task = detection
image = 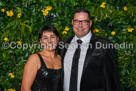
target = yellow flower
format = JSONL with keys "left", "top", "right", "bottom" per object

{"left": 11, "top": 75, "right": 15, "bottom": 78}
{"left": 9, "top": 73, "right": 12, "bottom": 76}
{"left": 4, "top": 37, "right": 9, "bottom": 42}
{"left": 111, "top": 31, "right": 116, "bottom": 36}
{"left": 41, "top": 6, "right": 52, "bottom": 16}
{"left": 8, "top": 88, "right": 16, "bottom": 91}
{"left": 65, "top": 26, "right": 69, "bottom": 31}
{"left": 9, "top": 73, "right": 15, "bottom": 78}
{"left": 62, "top": 31, "right": 67, "bottom": 35}
{"left": 100, "top": 2, "right": 106, "bottom": 8}
{"left": 102, "top": 2, "right": 106, "bottom": 4}
{"left": 128, "top": 28, "right": 134, "bottom": 32}
{"left": 95, "top": 29, "right": 99, "bottom": 32}
{"left": 93, "top": 29, "right": 99, "bottom": 33}
{"left": 124, "top": 6, "right": 127, "bottom": 11}
{"left": 1, "top": 9, "right": 5, "bottom": 12}
{"left": 17, "top": 13, "right": 22, "bottom": 18}
{"left": 42, "top": 10, "right": 49, "bottom": 16}
{"left": 17, "top": 41, "right": 22, "bottom": 44}
{"left": 41, "top": 10, "right": 44, "bottom": 12}
{"left": 6, "top": 10, "right": 14, "bottom": 17}
{"left": 46, "top": 6, "right": 52, "bottom": 11}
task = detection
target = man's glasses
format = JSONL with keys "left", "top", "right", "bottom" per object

{"left": 73, "top": 20, "right": 90, "bottom": 25}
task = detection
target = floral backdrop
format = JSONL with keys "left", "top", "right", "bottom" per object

{"left": 0, "top": 0, "right": 136, "bottom": 91}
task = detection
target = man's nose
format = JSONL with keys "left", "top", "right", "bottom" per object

{"left": 78, "top": 21, "right": 83, "bottom": 27}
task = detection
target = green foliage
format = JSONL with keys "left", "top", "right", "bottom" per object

{"left": 0, "top": 0, "right": 136, "bottom": 91}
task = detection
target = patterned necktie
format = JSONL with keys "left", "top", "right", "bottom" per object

{"left": 69, "top": 39, "right": 83, "bottom": 91}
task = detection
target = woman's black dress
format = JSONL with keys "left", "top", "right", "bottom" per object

{"left": 31, "top": 53, "right": 62, "bottom": 91}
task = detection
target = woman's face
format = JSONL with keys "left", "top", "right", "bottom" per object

{"left": 40, "top": 31, "right": 59, "bottom": 51}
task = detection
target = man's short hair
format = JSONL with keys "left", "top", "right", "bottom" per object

{"left": 73, "top": 8, "right": 91, "bottom": 19}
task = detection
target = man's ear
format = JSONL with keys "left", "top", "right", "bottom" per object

{"left": 89, "top": 20, "right": 92, "bottom": 27}
{"left": 72, "top": 19, "right": 73, "bottom": 25}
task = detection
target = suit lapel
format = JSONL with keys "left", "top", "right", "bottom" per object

{"left": 82, "top": 33, "right": 97, "bottom": 75}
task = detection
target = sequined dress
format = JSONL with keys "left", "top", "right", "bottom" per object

{"left": 31, "top": 53, "right": 62, "bottom": 91}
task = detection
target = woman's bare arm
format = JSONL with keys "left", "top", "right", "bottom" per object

{"left": 21, "top": 54, "right": 39, "bottom": 91}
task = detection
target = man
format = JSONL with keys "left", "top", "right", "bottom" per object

{"left": 59, "top": 8, "right": 121, "bottom": 91}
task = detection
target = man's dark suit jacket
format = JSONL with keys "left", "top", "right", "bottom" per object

{"left": 59, "top": 32, "right": 121, "bottom": 91}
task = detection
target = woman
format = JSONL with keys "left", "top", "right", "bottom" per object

{"left": 21, "top": 25, "right": 62, "bottom": 91}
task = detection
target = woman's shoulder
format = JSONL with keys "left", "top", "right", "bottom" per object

{"left": 29, "top": 53, "right": 39, "bottom": 60}
{"left": 23, "top": 53, "right": 40, "bottom": 70}
{"left": 26, "top": 53, "right": 40, "bottom": 65}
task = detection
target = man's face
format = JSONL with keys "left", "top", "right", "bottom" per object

{"left": 72, "top": 12, "right": 92, "bottom": 38}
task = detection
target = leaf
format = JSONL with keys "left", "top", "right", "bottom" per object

{"left": 16, "top": 7, "right": 22, "bottom": 13}
{"left": 23, "top": 20, "right": 30, "bottom": 24}
{"left": 0, "top": 2, "right": 5, "bottom": 6}
{"left": 4, "top": 21, "right": 15, "bottom": 30}
{"left": 1, "top": 30, "right": 10, "bottom": 41}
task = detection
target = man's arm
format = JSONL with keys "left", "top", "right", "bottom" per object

{"left": 104, "top": 48, "right": 121, "bottom": 91}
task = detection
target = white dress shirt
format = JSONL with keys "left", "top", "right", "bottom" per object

{"left": 63, "top": 31, "right": 92, "bottom": 91}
